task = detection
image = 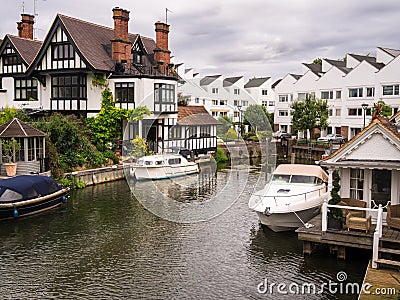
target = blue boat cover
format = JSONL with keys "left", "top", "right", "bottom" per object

{"left": 0, "top": 175, "right": 62, "bottom": 202}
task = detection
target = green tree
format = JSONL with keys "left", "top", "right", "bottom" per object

{"left": 372, "top": 100, "right": 392, "bottom": 118}
{"left": 217, "top": 115, "right": 232, "bottom": 137}
{"left": 291, "top": 95, "right": 329, "bottom": 135}
{"left": 86, "top": 88, "right": 131, "bottom": 151}
{"left": 130, "top": 106, "right": 151, "bottom": 122}
{"left": 313, "top": 58, "right": 322, "bottom": 65}
{"left": 243, "top": 104, "right": 269, "bottom": 132}
{"left": 261, "top": 105, "right": 274, "bottom": 129}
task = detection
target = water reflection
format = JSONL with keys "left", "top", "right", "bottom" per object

{"left": 0, "top": 166, "right": 368, "bottom": 299}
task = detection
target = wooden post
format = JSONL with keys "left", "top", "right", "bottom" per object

{"left": 303, "top": 241, "right": 313, "bottom": 255}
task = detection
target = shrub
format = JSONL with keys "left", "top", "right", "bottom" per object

{"left": 214, "top": 148, "right": 229, "bottom": 163}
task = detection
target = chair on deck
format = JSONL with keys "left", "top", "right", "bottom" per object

{"left": 387, "top": 204, "right": 400, "bottom": 230}
{"left": 339, "top": 198, "right": 371, "bottom": 233}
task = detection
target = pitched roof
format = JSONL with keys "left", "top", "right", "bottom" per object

{"left": 223, "top": 76, "right": 242, "bottom": 87}
{"left": 320, "top": 117, "right": 400, "bottom": 164}
{"left": 244, "top": 77, "right": 270, "bottom": 88}
{"left": 28, "top": 14, "right": 157, "bottom": 73}
{"left": 271, "top": 78, "right": 282, "bottom": 89}
{"left": 200, "top": 75, "right": 221, "bottom": 86}
{"left": 7, "top": 35, "right": 42, "bottom": 65}
{"left": 290, "top": 74, "right": 302, "bottom": 80}
{"left": 303, "top": 63, "right": 323, "bottom": 76}
{"left": 0, "top": 118, "right": 46, "bottom": 137}
{"left": 178, "top": 106, "right": 221, "bottom": 125}
{"left": 378, "top": 47, "right": 400, "bottom": 58}
{"left": 324, "top": 58, "right": 352, "bottom": 74}
{"left": 349, "top": 53, "right": 377, "bottom": 64}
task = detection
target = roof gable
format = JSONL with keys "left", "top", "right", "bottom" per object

{"left": 28, "top": 14, "right": 156, "bottom": 73}
{"left": 321, "top": 119, "right": 400, "bottom": 168}
{"left": 5, "top": 35, "right": 42, "bottom": 66}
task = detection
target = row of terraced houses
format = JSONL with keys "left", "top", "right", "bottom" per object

{"left": 178, "top": 49, "right": 400, "bottom": 141}
{"left": 0, "top": 7, "right": 219, "bottom": 156}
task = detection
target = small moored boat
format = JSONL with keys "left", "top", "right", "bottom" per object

{"left": 0, "top": 175, "right": 69, "bottom": 220}
{"left": 248, "top": 164, "right": 329, "bottom": 232}
{"left": 130, "top": 153, "right": 199, "bottom": 180}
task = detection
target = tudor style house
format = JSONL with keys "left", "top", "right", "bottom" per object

{"left": 0, "top": 7, "right": 218, "bottom": 155}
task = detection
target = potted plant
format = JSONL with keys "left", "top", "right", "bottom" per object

{"left": 327, "top": 170, "right": 344, "bottom": 230}
{"left": 2, "top": 138, "right": 21, "bottom": 177}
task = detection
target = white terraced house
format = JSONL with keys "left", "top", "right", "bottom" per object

{"left": 177, "top": 69, "right": 275, "bottom": 123}
{"left": 273, "top": 47, "right": 400, "bottom": 140}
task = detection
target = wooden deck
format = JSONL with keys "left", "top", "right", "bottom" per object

{"left": 296, "top": 214, "right": 400, "bottom": 259}
{"left": 359, "top": 261, "right": 400, "bottom": 299}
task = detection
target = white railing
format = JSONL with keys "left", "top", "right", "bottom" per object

{"left": 249, "top": 186, "right": 327, "bottom": 210}
{"left": 321, "top": 202, "right": 384, "bottom": 269}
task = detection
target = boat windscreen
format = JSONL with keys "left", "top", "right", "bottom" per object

{"left": 0, "top": 189, "right": 23, "bottom": 202}
{"left": 271, "top": 174, "right": 291, "bottom": 183}
{"left": 291, "top": 175, "right": 322, "bottom": 184}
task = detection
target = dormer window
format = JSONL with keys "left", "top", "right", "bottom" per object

{"left": 132, "top": 51, "right": 142, "bottom": 65}
{"left": 52, "top": 42, "right": 74, "bottom": 61}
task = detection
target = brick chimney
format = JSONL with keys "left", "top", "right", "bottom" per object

{"left": 111, "top": 7, "right": 131, "bottom": 64}
{"left": 154, "top": 21, "right": 171, "bottom": 74}
{"left": 17, "top": 14, "right": 35, "bottom": 39}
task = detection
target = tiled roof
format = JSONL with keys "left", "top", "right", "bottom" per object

{"left": 349, "top": 53, "right": 377, "bottom": 64}
{"left": 324, "top": 58, "right": 352, "bottom": 74}
{"left": 200, "top": 75, "right": 221, "bottom": 86}
{"left": 223, "top": 76, "right": 242, "bottom": 87}
{"left": 271, "top": 78, "right": 282, "bottom": 89}
{"left": 178, "top": 106, "right": 221, "bottom": 126}
{"left": 244, "top": 77, "right": 270, "bottom": 88}
{"left": 320, "top": 116, "right": 400, "bottom": 162}
{"left": 49, "top": 14, "right": 157, "bottom": 72}
{"left": 0, "top": 118, "right": 46, "bottom": 137}
{"left": 303, "top": 63, "right": 323, "bottom": 76}
{"left": 379, "top": 47, "right": 400, "bottom": 58}
{"left": 290, "top": 74, "right": 302, "bottom": 80}
{"left": 7, "top": 35, "right": 42, "bottom": 65}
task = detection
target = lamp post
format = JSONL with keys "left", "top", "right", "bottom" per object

{"left": 361, "top": 103, "right": 368, "bottom": 128}
{"left": 237, "top": 105, "right": 242, "bottom": 138}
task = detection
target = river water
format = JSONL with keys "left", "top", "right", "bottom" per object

{"left": 0, "top": 164, "right": 369, "bottom": 299}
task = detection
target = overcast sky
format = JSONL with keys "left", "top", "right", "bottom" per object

{"left": 2, "top": 0, "right": 400, "bottom": 81}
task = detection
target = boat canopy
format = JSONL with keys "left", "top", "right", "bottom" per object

{"left": 274, "top": 164, "right": 328, "bottom": 182}
{"left": 0, "top": 175, "right": 61, "bottom": 202}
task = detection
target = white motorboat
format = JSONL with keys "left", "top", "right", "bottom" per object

{"left": 248, "top": 164, "right": 329, "bottom": 232}
{"left": 130, "top": 153, "right": 199, "bottom": 180}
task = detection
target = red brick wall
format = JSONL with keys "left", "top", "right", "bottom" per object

{"left": 154, "top": 22, "right": 171, "bottom": 74}
{"left": 112, "top": 7, "right": 131, "bottom": 63}
{"left": 17, "top": 14, "right": 34, "bottom": 39}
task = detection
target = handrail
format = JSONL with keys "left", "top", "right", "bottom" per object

{"left": 372, "top": 205, "right": 383, "bottom": 269}
{"left": 256, "top": 186, "right": 327, "bottom": 199}
{"left": 322, "top": 203, "right": 381, "bottom": 232}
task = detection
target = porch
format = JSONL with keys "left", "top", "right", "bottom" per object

{"left": 297, "top": 204, "right": 400, "bottom": 270}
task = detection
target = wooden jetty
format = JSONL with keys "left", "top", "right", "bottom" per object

{"left": 359, "top": 261, "right": 400, "bottom": 299}
{"left": 296, "top": 214, "right": 400, "bottom": 262}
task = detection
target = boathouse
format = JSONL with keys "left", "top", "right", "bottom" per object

{"left": 321, "top": 115, "right": 400, "bottom": 222}
{"left": 0, "top": 118, "right": 47, "bottom": 176}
